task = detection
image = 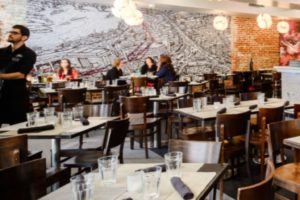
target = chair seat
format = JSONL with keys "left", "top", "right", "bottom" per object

{"left": 239, "top": 133, "right": 268, "bottom": 145}
{"left": 273, "top": 163, "right": 300, "bottom": 193}
{"left": 63, "top": 151, "right": 104, "bottom": 169}
{"left": 180, "top": 126, "right": 214, "bottom": 141}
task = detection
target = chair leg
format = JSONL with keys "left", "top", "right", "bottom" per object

{"left": 144, "top": 129, "right": 149, "bottom": 159}
{"left": 139, "top": 130, "right": 143, "bottom": 148}
{"left": 157, "top": 123, "right": 161, "bottom": 148}
{"left": 260, "top": 143, "right": 265, "bottom": 178}
{"left": 79, "top": 135, "right": 83, "bottom": 149}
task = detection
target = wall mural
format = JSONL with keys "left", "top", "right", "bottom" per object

{"left": 280, "top": 21, "right": 300, "bottom": 66}
{"left": 25, "top": 0, "right": 231, "bottom": 78}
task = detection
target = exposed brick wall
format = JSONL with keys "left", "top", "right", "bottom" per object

{"left": 231, "top": 16, "right": 280, "bottom": 71}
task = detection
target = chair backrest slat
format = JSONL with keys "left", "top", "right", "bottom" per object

{"left": 168, "top": 139, "right": 221, "bottom": 163}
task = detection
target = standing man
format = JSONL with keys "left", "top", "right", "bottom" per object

{"left": 0, "top": 25, "right": 37, "bottom": 125}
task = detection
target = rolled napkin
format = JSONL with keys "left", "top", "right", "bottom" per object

{"left": 135, "top": 164, "right": 166, "bottom": 173}
{"left": 249, "top": 105, "right": 258, "bottom": 110}
{"left": 284, "top": 101, "right": 289, "bottom": 106}
{"left": 18, "top": 124, "right": 55, "bottom": 134}
{"left": 80, "top": 117, "right": 90, "bottom": 126}
{"left": 217, "top": 108, "right": 226, "bottom": 114}
{"left": 171, "top": 177, "right": 194, "bottom": 200}
{"left": 166, "top": 93, "right": 176, "bottom": 97}
{"left": 234, "top": 100, "right": 240, "bottom": 106}
{"left": 264, "top": 97, "right": 268, "bottom": 102}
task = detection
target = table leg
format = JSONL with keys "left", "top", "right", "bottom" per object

{"left": 153, "top": 102, "right": 159, "bottom": 116}
{"left": 51, "top": 138, "right": 61, "bottom": 169}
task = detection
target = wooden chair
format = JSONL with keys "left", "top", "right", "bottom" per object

{"left": 102, "top": 85, "right": 130, "bottom": 116}
{"left": 204, "top": 73, "right": 217, "bottom": 80}
{"left": 239, "top": 92, "right": 258, "bottom": 101}
{"left": 0, "top": 135, "right": 70, "bottom": 189}
{"left": 63, "top": 119, "right": 129, "bottom": 171}
{"left": 120, "top": 96, "right": 161, "bottom": 159}
{"left": 294, "top": 104, "right": 300, "bottom": 119}
{"left": 57, "top": 88, "right": 87, "bottom": 111}
{"left": 249, "top": 105, "right": 284, "bottom": 177}
{"left": 131, "top": 77, "right": 148, "bottom": 95}
{"left": 169, "top": 139, "right": 221, "bottom": 163}
{"left": 268, "top": 119, "right": 300, "bottom": 165}
{"left": 0, "top": 158, "right": 47, "bottom": 200}
{"left": 216, "top": 110, "right": 251, "bottom": 178}
{"left": 169, "top": 139, "right": 222, "bottom": 200}
{"left": 237, "top": 160, "right": 275, "bottom": 200}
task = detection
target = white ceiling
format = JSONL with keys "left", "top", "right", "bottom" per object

{"left": 78, "top": 0, "right": 300, "bottom": 19}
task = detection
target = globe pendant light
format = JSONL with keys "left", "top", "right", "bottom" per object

{"left": 257, "top": 13, "right": 272, "bottom": 29}
{"left": 213, "top": 16, "right": 228, "bottom": 31}
{"left": 277, "top": 21, "right": 289, "bottom": 34}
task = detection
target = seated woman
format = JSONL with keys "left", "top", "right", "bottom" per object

{"left": 106, "top": 58, "right": 124, "bottom": 82}
{"left": 156, "top": 54, "right": 176, "bottom": 82}
{"left": 140, "top": 57, "right": 157, "bottom": 75}
{"left": 57, "top": 58, "right": 79, "bottom": 80}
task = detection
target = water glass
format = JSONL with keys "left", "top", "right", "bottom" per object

{"left": 214, "top": 102, "right": 221, "bottom": 109}
{"left": 44, "top": 107, "right": 56, "bottom": 124}
{"left": 164, "top": 151, "right": 183, "bottom": 178}
{"left": 98, "top": 155, "right": 118, "bottom": 185}
{"left": 257, "top": 93, "right": 265, "bottom": 106}
{"left": 61, "top": 111, "right": 73, "bottom": 128}
{"left": 193, "top": 98, "right": 202, "bottom": 112}
{"left": 70, "top": 176, "right": 94, "bottom": 200}
{"left": 127, "top": 171, "right": 143, "bottom": 193}
{"left": 201, "top": 96, "right": 207, "bottom": 108}
{"left": 73, "top": 105, "right": 84, "bottom": 121}
{"left": 142, "top": 166, "right": 162, "bottom": 200}
{"left": 178, "top": 86, "right": 185, "bottom": 94}
{"left": 26, "top": 112, "right": 38, "bottom": 127}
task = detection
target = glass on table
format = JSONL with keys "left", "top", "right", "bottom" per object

{"left": 257, "top": 92, "right": 265, "bottom": 106}
{"left": 127, "top": 171, "right": 143, "bottom": 193}
{"left": 97, "top": 155, "right": 118, "bottom": 185}
{"left": 164, "top": 151, "right": 183, "bottom": 178}
{"left": 26, "top": 112, "right": 38, "bottom": 127}
{"left": 193, "top": 98, "right": 201, "bottom": 112}
{"left": 61, "top": 111, "right": 73, "bottom": 128}
{"left": 72, "top": 105, "right": 84, "bottom": 121}
{"left": 142, "top": 166, "right": 162, "bottom": 200}
{"left": 44, "top": 107, "right": 56, "bottom": 124}
{"left": 70, "top": 175, "right": 94, "bottom": 200}
{"left": 201, "top": 96, "right": 207, "bottom": 108}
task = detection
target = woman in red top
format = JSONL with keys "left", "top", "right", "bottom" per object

{"left": 57, "top": 58, "right": 79, "bottom": 80}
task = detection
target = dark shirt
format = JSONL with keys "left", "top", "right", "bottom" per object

{"left": 106, "top": 67, "right": 123, "bottom": 80}
{"left": 0, "top": 44, "right": 37, "bottom": 124}
{"left": 140, "top": 64, "right": 157, "bottom": 75}
{"left": 156, "top": 64, "right": 176, "bottom": 82}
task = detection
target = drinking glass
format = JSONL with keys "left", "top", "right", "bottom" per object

{"left": 70, "top": 176, "right": 94, "bottom": 200}
{"left": 214, "top": 102, "right": 221, "bottom": 109}
{"left": 201, "top": 96, "right": 207, "bottom": 108}
{"left": 61, "top": 111, "right": 73, "bottom": 128}
{"left": 26, "top": 112, "right": 38, "bottom": 127}
{"left": 127, "top": 171, "right": 143, "bottom": 193}
{"left": 142, "top": 166, "right": 162, "bottom": 200}
{"left": 72, "top": 105, "right": 84, "bottom": 121}
{"left": 164, "top": 151, "right": 183, "bottom": 178}
{"left": 97, "top": 155, "right": 118, "bottom": 185}
{"left": 193, "top": 98, "right": 201, "bottom": 112}
{"left": 257, "top": 93, "right": 265, "bottom": 106}
{"left": 44, "top": 107, "right": 56, "bottom": 124}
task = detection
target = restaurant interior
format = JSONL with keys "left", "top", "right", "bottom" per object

{"left": 1, "top": 0, "right": 300, "bottom": 199}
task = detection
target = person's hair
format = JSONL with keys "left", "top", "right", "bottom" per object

{"left": 112, "top": 58, "right": 122, "bottom": 68}
{"left": 12, "top": 25, "right": 30, "bottom": 38}
{"left": 144, "top": 57, "right": 156, "bottom": 66}
{"left": 59, "top": 58, "right": 72, "bottom": 76}
{"left": 160, "top": 54, "right": 175, "bottom": 75}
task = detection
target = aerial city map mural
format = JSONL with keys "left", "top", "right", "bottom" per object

{"left": 13, "top": 0, "right": 232, "bottom": 77}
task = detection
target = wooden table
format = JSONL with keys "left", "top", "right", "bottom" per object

{"left": 0, "top": 117, "right": 117, "bottom": 169}
{"left": 174, "top": 98, "right": 289, "bottom": 126}
{"left": 40, "top": 163, "right": 228, "bottom": 200}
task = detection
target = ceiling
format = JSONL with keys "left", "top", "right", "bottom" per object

{"left": 80, "top": 0, "right": 300, "bottom": 19}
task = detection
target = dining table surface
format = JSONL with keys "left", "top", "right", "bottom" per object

{"left": 40, "top": 163, "right": 228, "bottom": 200}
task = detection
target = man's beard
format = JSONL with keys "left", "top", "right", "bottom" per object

{"left": 7, "top": 37, "right": 20, "bottom": 44}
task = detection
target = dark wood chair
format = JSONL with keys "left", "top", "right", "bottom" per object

{"left": 0, "top": 135, "right": 70, "bottom": 189}
{"left": 216, "top": 110, "right": 251, "bottom": 178}
{"left": 102, "top": 85, "right": 130, "bottom": 116}
{"left": 204, "top": 73, "right": 217, "bottom": 80}
{"left": 239, "top": 92, "right": 258, "bottom": 101}
{"left": 57, "top": 88, "right": 87, "bottom": 111}
{"left": 131, "top": 77, "right": 148, "bottom": 95}
{"left": 294, "top": 104, "right": 300, "bottom": 119}
{"left": 237, "top": 160, "right": 275, "bottom": 200}
{"left": 120, "top": 96, "right": 161, "bottom": 159}
{"left": 0, "top": 158, "right": 47, "bottom": 200}
{"left": 169, "top": 139, "right": 222, "bottom": 200}
{"left": 63, "top": 118, "right": 129, "bottom": 171}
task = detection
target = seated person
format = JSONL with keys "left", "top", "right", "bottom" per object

{"left": 140, "top": 57, "right": 157, "bottom": 75}
{"left": 57, "top": 58, "right": 79, "bottom": 80}
{"left": 156, "top": 54, "right": 176, "bottom": 82}
{"left": 106, "top": 58, "right": 124, "bottom": 82}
